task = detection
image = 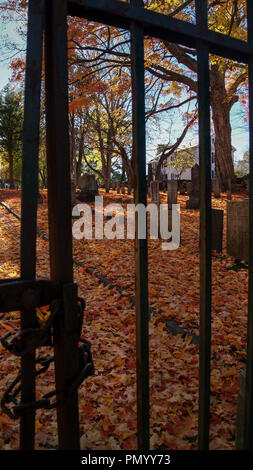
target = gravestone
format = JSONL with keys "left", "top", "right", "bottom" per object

{"left": 212, "top": 178, "right": 220, "bottom": 198}
{"left": 178, "top": 181, "right": 186, "bottom": 195}
{"left": 227, "top": 199, "right": 249, "bottom": 261}
{"left": 186, "top": 182, "right": 192, "bottom": 195}
{"left": 167, "top": 181, "right": 178, "bottom": 210}
{"left": 150, "top": 180, "right": 160, "bottom": 204}
{"left": 78, "top": 174, "right": 98, "bottom": 202}
{"left": 212, "top": 209, "right": 223, "bottom": 252}
{"left": 186, "top": 164, "right": 200, "bottom": 209}
{"left": 167, "top": 181, "right": 177, "bottom": 232}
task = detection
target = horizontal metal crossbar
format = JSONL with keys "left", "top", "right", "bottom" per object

{"left": 68, "top": 0, "right": 252, "bottom": 63}
{"left": 0, "top": 279, "right": 61, "bottom": 313}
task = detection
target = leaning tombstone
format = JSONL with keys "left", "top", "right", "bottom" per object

{"left": 227, "top": 199, "right": 249, "bottom": 261}
{"left": 186, "top": 164, "right": 200, "bottom": 209}
{"left": 212, "top": 178, "right": 220, "bottom": 198}
{"left": 78, "top": 174, "right": 98, "bottom": 202}
{"left": 211, "top": 209, "right": 223, "bottom": 252}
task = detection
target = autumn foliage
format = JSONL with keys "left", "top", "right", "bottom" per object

{"left": 0, "top": 188, "right": 249, "bottom": 450}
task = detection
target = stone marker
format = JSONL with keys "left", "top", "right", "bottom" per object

{"left": 212, "top": 209, "right": 223, "bottom": 252}
{"left": 212, "top": 178, "right": 220, "bottom": 198}
{"left": 167, "top": 180, "right": 178, "bottom": 210}
{"left": 227, "top": 199, "right": 249, "bottom": 261}
{"left": 78, "top": 174, "right": 98, "bottom": 202}
{"left": 150, "top": 180, "right": 160, "bottom": 204}
{"left": 186, "top": 164, "right": 200, "bottom": 209}
{"left": 186, "top": 182, "right": 192, "bottom": 195}
{"left": 166, "top": 181, "right": 177, "bottom": 231}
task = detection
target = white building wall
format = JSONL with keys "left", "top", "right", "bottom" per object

{"left": 151, "top": 135, "right": 235, "bottom": 182}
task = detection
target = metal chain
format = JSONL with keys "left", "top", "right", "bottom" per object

{"left": 1, "top": 296, "right": 94, "bottom": 420}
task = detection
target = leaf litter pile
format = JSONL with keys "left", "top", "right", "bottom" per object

{"left": 0, "top": 189, "right": 249, "bottom": 450}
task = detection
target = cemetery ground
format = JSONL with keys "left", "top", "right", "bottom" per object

{"left": 0, "top": 188, "right": 249, "bottom": 450}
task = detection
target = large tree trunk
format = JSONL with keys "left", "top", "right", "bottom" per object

{"left": 211, "top": 100, "right": 235, "bottom": 190}
{"left": 210, "top": 66, "right": 235, "bottom": 191}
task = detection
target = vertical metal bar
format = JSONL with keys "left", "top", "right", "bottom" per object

{"left": 20, "top": 0, "right": 44, "bottom": 450}
{"left": 44, "top": 0, "right": 80, "bottom": 450}
{"left": 244, "top": 0, "right": 253, "bottom": 450}
{"left": 130, "top": 0, "right": 149, "bottom": 451}
{"left": 195, "top": 0, "right": 212, "bottom": 450}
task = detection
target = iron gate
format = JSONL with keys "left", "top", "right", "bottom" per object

{"left": 0, "top": 0, "right": 253, "bottom": 451}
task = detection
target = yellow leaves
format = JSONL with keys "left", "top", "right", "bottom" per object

{"left": 0, "top": 190, "right": 249, "bottom": 450}
{"left": 0, "top": 415, "right": 13, "bottom": 426}
{"left": 36, "top": 305, "right": 50, "bottom": 327}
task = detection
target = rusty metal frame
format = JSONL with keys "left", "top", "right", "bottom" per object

{"left": 1, "top": 0, "right": 253, "bottom": 452}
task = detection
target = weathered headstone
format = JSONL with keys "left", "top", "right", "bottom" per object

{"left": 186, "top": 182, "right": 192, "bottom": 195}
{"left": 78, "top": 174, "right": 98, "bottom": 202}
{"left": 212, "top": 209, "right": 223, "bottom": 252}
{"left": 186, "top": 164, "right": 200, "bottom": 209}
{"left": 150, "top": 180, "right": 160, "bottom": 204}
{"left": 227, "top": 199, "right": 249, "bottom": 261}
{"left": 167, "top": 180, "right": 178, "bottom": 210}
{"left": 212, "top": 178, "right": 220, "bottom": 198}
